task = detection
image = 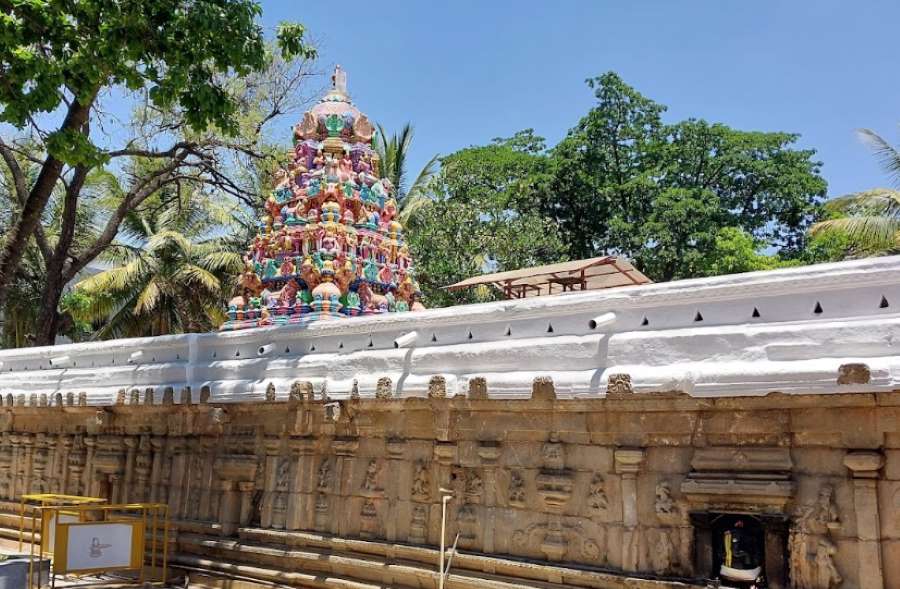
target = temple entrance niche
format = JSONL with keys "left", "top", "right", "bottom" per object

{"left": 681, "top": 446, "right": 794, "bottom": 588}
{"left": 711, "top": 513, "right": 766, "bottom": 586}
{"left": 691, "top": 511, "right": 787, "bottom": 589}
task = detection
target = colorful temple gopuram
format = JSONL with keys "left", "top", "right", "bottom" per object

{"left": 223, "top": 66, "right": 424, "bottom": 331}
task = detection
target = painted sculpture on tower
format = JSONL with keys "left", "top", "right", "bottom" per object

{"left": 222, "top": 66, "right": 425, "bottom": 330}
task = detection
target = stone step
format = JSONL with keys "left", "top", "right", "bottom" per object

{"left": 176, "top": 555, "right": 393, "bottom": 589}
{"left": 233, "top": 528, "right": 700, "bottom": 589}
{"left": 177, "top": 532, "right": 699, "bottom": 589}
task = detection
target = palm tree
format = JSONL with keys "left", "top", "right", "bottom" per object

{"left": 73, "top": 191, "right": 243, "bottom": 339}
{"left": 811, "top": 129, "right": 900, "bottom": 254}
{"left": 374, "top": 123, "right": 439, "bottom": 224}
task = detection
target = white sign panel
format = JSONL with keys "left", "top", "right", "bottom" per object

{"left": 44, "top": 512, "right": 79, "bottom": 554}
{"left": 64, "top": 523, "right": 135, "bottom": 572}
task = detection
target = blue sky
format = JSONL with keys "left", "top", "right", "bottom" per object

{"left": 258, "top": 0, "right": 899, "bottom": 198}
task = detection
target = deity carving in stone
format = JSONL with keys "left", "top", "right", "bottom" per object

{"left": 651, "top": 528, "right": 674, "bottom": 575}
{"left": 508, "top": 470, "right": 526, "bottom": 507}
{"left": 409, "top": 504, "right": 428, "bottom": 544}
{"left": 362, "top": 459, "right": 380, "bottom": 491}
{"left": 411, "top": 461, "right": 430, "bottom": 501}
{"left": 789, "top": 484, "right": 843, "bottom": 589}
{"left": 797, "top": 485, "right": 840, "bottom": 532}
{"left": 464, "top": 469, "right": 483, "bottom": 503}
{"left": 587, "top": 474, "right": 608, "bottom": 515}
{"left": 655, "top": 480, "right": 675, "bottom": 516}
{"left": 317, "top": 459, "right": 332, "bottom": 491}
{"left": 814, "top": 537, "right": 842, "bottom": 588}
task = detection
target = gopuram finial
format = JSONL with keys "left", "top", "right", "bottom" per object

{"left": 331, "top": 64, "right": 348, "bottom": 96}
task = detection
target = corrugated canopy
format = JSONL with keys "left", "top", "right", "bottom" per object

{"left": 445, "top": 256, "right": 651, "bottom": 299}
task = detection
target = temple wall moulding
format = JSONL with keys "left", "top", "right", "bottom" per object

{"left": 0, "top": 385, "right": 894, "bottom": 588}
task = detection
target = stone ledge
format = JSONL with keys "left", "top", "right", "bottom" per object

{"left": 210, "top": 528, "right": 703, "bottom": 589}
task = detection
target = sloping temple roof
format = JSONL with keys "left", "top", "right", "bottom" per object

{"left": 445, "top": 256, "right": 651, "bottom": 298}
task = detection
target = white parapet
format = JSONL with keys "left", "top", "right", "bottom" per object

{"left": 1, "top": 256, "right": 899, "bottom": 404}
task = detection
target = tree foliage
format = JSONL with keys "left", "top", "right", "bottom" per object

{"left": 72, "top": 191, "right": 243, "bottom": 339}
{"left": 408, "top": 132, "right": 565, "bottom": 306}
{"left": 546, "top": 73, "right": 827, "bottom": 281}
{"left": 0, "top": 0, "right": 316, "bottom": 344}
{"left": 411, "top": 74, "right": 830, "bottom": 303}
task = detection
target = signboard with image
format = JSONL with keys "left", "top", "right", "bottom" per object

{"left": 52, "top": 520, "right": 144, "bottom": 574}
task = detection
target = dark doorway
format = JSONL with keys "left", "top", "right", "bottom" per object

{"left": 692, "top": 511, "right": 785, "bottom": 588}
{"left": 711, "top": 514, "right": 765, "bottom": 577}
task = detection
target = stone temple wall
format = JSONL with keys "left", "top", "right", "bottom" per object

{"left": 0, "top": 378, "right": 895, "bottom": 589}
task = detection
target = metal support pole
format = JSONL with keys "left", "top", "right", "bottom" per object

{"left": 438, "top": 489, "right": 453, "bottom": 589}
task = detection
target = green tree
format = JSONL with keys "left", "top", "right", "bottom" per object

{"left": 547, "top": 73, "right": 827, "bottom": 281}
{"left": 695, "top": 227, "right": 783, "bottom": 277}
{"left": 72, "top": 193, "right": 243, "bottom": 339}
{"left": 0, "top": 0, "right": 316, "bottom": 342}
{"left": 373, "top": 123, "right": 439, "bottom": 224}
{"left": 1, "top": 45, "right": 316, "bottom": 346}
{"left": 408, "top": 132, "right": 565, "bottom": 306}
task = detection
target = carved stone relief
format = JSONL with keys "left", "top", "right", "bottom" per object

{"left": 789, "top": 484, "right": 843, "bottom": 589}
{"left": 411, "top": 460, "right": 430, "bottom": 501}
{"left": 409, "top": 504, "right": 427, "bottom": 544}
{"left": 587, "top": 473, "right": 607, "bottom": 516}
{"left": 508, "top": 470, "right": 526, "bottom": 508}
{"left": 362, "top": 459, "right": 381, "bottom": 493}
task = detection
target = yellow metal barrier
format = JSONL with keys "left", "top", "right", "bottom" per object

{"left": 22, "top": 501, "right": 169, "bottom": 589}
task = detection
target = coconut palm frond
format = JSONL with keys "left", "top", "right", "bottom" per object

{"left": 824, "top": 188, "right": 900, "bottom": 216}
{"left": 147, "top": 229, "right": 193, "bottom": 255}
{"left": 405, "top": 153, "right": 440, "bottom": 200}
{"left": 175, "top": 264, "right": 222, "bottom": 293}
{"left": 398, "top": 192, "right": 433, "bottom": 225}
{"left": 858, "top": 129, "right": 900, "bottom": 187}
{"left": 811, "top": 215, "right": 900, "bottom": 251}
{"left": 199, "top": 250, "right": 244, "bottom": 273}
{"left": 76, "top": 258, "right": 150, "bottom": 294}
{"left": 134, "top": 279, "right": 162, "bottom": 315}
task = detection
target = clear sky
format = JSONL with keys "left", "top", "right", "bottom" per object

{"left": 259, "top": 1, "right": 897, "bottom": 198}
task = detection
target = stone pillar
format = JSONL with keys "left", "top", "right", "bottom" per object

{"left": 213, "top": 454, "right": 258, "bottom": 536}
{"left": 218, "top": 481, "right": 240, "bottom": 536}
{"left": 58, "top": 436, "right": 71, "bottom": 493}
{"left": 149, "top": 437, "right": 165, "bottom": 503}
{"left": 82, "top": 436, "right": 96, "bottom": 498}
{"left": 0, "top": 434, "right": 13, "bottom": 500}
{"left": 31, "top": 434, "right": 47, "bottom": 493}
{"left": 239, "top": 481, "right": 256, "bottom": 527}
{"left": 385, "top": 439, "right": 406, "bottom": 542}
{"left": 199, "top": 439, "right": 216, "bottom": 520}
{"left": 844, "top": 451, "right": 885, "bottom": 589}
{"left": 67, "top": 436, "right": 86, "bottom": 496}
{"left": 332, "top": 438, "right": 359, "bottom": 537}
{"left": 478, "top": 442, "right": 502, "bottom": 558}
{"left": 167, "top": 437, "right": 187, "bottom": 519}
{"left": 133, "top": 436, "right": 152, "bottom": 503}
{"left": 8, "top": 434, "right": 21, "bottom": 500}
{"left": 615, "top": 448, "right": 645, "bottom": 572}
{"left": 21, "top": 434, "right": 34, "bottom": 497}
{"left": 432, "top": 442, "right": 458, "bottom": 545}
{"left": 122, "top": 436, "right": 136, "bottom": 503}
{"left": 260, "top": 438, "right": 282, "bottom": 529}
{"left": 287, "top": 437, "right": 316, "bottom": 531}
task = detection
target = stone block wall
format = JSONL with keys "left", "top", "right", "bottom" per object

{"left": 0, "top": 380, "right": 894, "bottom": 589}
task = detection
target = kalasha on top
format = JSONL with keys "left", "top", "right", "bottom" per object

{"left": 222, "top": 66, "right": 425, "bottom": 330}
